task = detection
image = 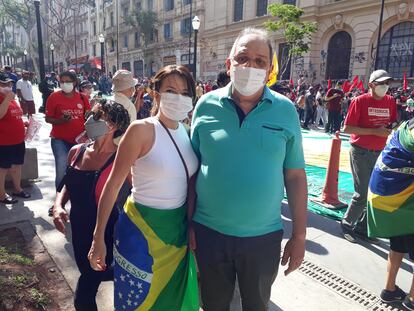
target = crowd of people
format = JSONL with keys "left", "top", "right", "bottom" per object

{"left": 0, "top": 25, "right": 413, "bottom": 311}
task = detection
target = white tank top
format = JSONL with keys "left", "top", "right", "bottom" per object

{"left": 131, "top": 118, "right": 199, "bottom": 209}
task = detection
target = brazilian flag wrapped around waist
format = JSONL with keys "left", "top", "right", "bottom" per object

{"left": 113, "top": 197, "right": 199, "bottom": 310}
{"left": 368, "top": 123, "right": 414, "bottom": 238}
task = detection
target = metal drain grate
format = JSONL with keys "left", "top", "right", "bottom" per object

{"left": 298, "top": 260, "right": 405, "bottom": 311}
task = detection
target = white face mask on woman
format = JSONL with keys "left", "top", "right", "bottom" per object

{"left": 159, "top": 92, "right": 193, "bottom": 121}
{"left": 230, "top": 66, "right": 267, "bottom": 97}
{"left": 374, "top": 84, "right": 389, "bottom": 98}
{"left": 61, "top": 82, "right": 74, "bottom": 94}
{"left": 0, "top": 86, "right": 12, "bottom": 94}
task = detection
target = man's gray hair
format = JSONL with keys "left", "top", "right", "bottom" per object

{"left": 229, "top": 27, "right": 273, "bottom": 62}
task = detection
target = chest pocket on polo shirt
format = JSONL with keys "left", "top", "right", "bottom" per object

{"left": 261, "top": 124, "right": 287, "bottom": 155}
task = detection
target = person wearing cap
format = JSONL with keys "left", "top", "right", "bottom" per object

{"left": 111, "top": 69, "right": 137, "bottom": 122}
{"left": 324, "top": 80, "right": 344, "bottom": 134}
{"left": 341, "top": 69, "right": 397, "bottom": 244}
{"left": 79, "top": 80, "right": 94, "bottom": 101}
{"left": 3, "top": 66, "right": 18, "bottom": 93}
{"left": 0, "top": 72, "right": 31, "bottom": 204}
{"left": 16, "top": 71, "right": 35, "bottom": 118}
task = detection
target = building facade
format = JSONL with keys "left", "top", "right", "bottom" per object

{"left": 200, "top": 0, "right": 414, "bottom": 83}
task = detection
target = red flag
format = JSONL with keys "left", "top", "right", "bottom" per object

{"left": 289, "top": 77, "right": 294, "bottom": 87}
{"left": 403, "top": 71, "right": 407, "bottom": 91}
{"left": 350, "top": 76, "right": 359, "bottom": 91}
{"left": 342, "top": 80, "right": 351, "bottom": 93}
{"left": 327, "top": 78, "right": 332, "bottom": 90}
{"left": 358, "top": 80, "right": 365, "bottom": 92}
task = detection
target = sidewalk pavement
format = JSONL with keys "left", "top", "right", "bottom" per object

{"left": 1, "top": 88, "right": 412, "bottom": 311}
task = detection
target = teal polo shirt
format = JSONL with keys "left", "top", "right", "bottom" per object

{"left": 191, "top": 84, "right": 305, "bottom": 237}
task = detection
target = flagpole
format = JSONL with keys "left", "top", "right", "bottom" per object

{"left": 374, "top": 0, "right": 385, "bottom": 69}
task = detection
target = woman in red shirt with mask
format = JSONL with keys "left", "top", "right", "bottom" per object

{"left": 45, "top": 71, "right": 90, "bottom": 190}
{"left": 0, "top": 73, "right": 30, "bottom": 204}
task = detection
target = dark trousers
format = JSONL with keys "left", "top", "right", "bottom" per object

{"left": 342, "top": 145, "right": 381, "bottom": 234}
{"left": 325, "top": 110, "right": 341, "bottom": 133}
{"left": 194, "top": 222, "right": 283, "bottom": 311}
{"left": 303, "top": 108, "right": 313, "bottom": 128}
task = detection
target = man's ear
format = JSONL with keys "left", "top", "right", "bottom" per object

{"left": 225, "top": 58, "right": 231, "bottom": 76}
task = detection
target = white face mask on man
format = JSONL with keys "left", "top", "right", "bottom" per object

{"left": 159, "top": 92, "right": 193, "bottom": 121}
{"left": 230, "top": 65, "right": 267, "bottom": 97}
{"left": 61, "top": 82, "right": 74, "bottom": 94}
{"left": 374, "top": 84, "right": 389, "bottom": 98}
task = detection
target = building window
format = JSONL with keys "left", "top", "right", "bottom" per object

{"left": 283, "top": 0, "right": 296, "bottom": 5}
{"left": 93, "top": 44, "right": 96, "bottom": 56}
{"left": 93, "top": 21, "right": 96, "bottom": 35}
{"left": 377, "top": 22, "right": 414, "bottom": 78}
{"left": 123, "top": 7, "right": 128, "bottom": 19}
{"left": 122, "top": 62, "right": 131, "bottom": 71}
{"left": 110, "top": 12, "right": 114, "bottom": 27}
{"left": 103, "top": 17, "right": 106, "bottom": 30}
{"left": 123, "top": 34, "right": 128, "bottom": 48}
{"left": 110, "top": 38, "right": 115, "bottom": 52}
{"left": 134, "top": 60, "right": 144, "bottom": 77}
{"left": 148, "top": 0, "right": 153, "bottom": 11}
{"left": 165, "top": 0, "right": 174, "bottom": 11}
{"left": 256, "top": 0, "right": 268, "bottom": 17}
{"left": 234, "top": 0, "right": 243, "bottom": 22}
{"left": 164, "top": 23, "right": 172, "bottom": 40}
{"left": 181, "top": 17, "right": 191, "bottom": 36}
{"left": 326, "top": 31, "right": 352, "bottom": 80}
{"left": 183, "top": 0, "right": 191, "bottom": 5}
{"left": 135, "top": 32, "right": 141, "bottom": 47}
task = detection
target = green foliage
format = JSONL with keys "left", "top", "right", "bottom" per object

{"left": 0, "top": 246, "right": 34, "bottom": 266}
{"left": 126, "top": 10, "right": 158, "bottom": 46}
{"left": 265, "top": 3, "right": 318, "bottom": 76}
{"left": 29, "top": 288, "right": 49, "bottom": 309}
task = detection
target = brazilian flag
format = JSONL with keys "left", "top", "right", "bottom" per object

{"left": 368, "top": 122, "right": 414, "bottom": 238}
{"left": 113, "top": 198, "right": 199, "bottom": 310}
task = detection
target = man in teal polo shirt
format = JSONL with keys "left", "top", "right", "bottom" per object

{"left": 189, "top": 27, "right": 308, "bottom": 311}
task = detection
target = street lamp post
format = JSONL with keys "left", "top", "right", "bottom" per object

{"left": 192, "top": 16, "right": 200, "bottom": 81}
{"left": 34, "top": 0, "right": 46, "bottom": 81}
{"left": 50, "top": 44, "right": 55, "bottom": 72}
{"left": 24, "top": 49, "right": 28, "bottom": 70}
{"left": 99, "top": 34, "right": 105, "bottom": 74}
{"left": 6, "top": 53, "right": 10, "bottom": 66}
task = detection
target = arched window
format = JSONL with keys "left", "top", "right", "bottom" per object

{"left": 376, "top": 22, "right": 414, "bottom": 78}
{"left": 326, "top": 31, "right": 352, "bottom": 80}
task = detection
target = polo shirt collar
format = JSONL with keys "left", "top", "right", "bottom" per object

{"left": 219, "top": 82, "right": 273, "bottom": 105}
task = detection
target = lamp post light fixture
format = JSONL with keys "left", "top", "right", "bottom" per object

{"left": 99, "top": 34, "right": 105, "bottom": 74}
{"left": 34, "top": 0, "right": 46, "bottom": 81}
{"left": 191, "top": 15, "right": 200, "bottom": 81}
{"left": 24, "top": 49, "right": 28, "bottom": 70}
{"left": 50, "top": 43, "right": 55, "bottom": 72}
{"left": 6, "top": 52, "right": 10, "bottom": 66}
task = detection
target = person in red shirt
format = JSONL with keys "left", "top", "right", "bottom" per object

{"left": 324, "top": 80, "right": 344, "bottom": 134}
{"left": 45, "top": 71, "right": 90, "bottom": 190}
{"left": 0, "top": 73, "right": 31, "bottom": 204}
{"left": 341, "top": 69, "right": 397, "bottom": 244}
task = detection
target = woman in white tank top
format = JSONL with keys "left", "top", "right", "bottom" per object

{"left": 88, "top": 65, "right": 200, "bottom": 310}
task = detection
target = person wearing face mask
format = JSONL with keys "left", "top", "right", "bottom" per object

{"left": 45, "top": 71, "right": 91, "bottom": 191}
{"left": 341, "top": 69, "right": 397, "bottom": 244}
{"left": 111, "top": 69, "right": 138, "bottom": 123}
{"left": 0, "top": 73, "right": 31, "bottom": 204}
{"left": 79, "top": 80, "right": 94, "bottom": 101}
{"left": 52, "top": 100, "right": 130, "bottom": 311}
{"left": 88, "top": 65, "right": 200, "bottom": 310}
{"left": 190, "top": 28, "right": 307, "bottom": 311}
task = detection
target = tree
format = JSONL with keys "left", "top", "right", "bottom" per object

{"left": 265, "top": 4, "right": 318, "bottom": 79}
{"left": 0, "top": 0, "right": 38, "bottom": 72}
{"left": 126, "top": 10, "right": 158, "bottom": 47}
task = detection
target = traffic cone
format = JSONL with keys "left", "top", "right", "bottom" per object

{"left": 310, "top": 131, "right": 348, "bottom": 210}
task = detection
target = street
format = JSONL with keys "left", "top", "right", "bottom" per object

{"left": 0, "top": 86, "right": 412, "bottom": 311}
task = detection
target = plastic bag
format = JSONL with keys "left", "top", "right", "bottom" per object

{"left": 25, "top": 116, "right": 42, "bottom": 142}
